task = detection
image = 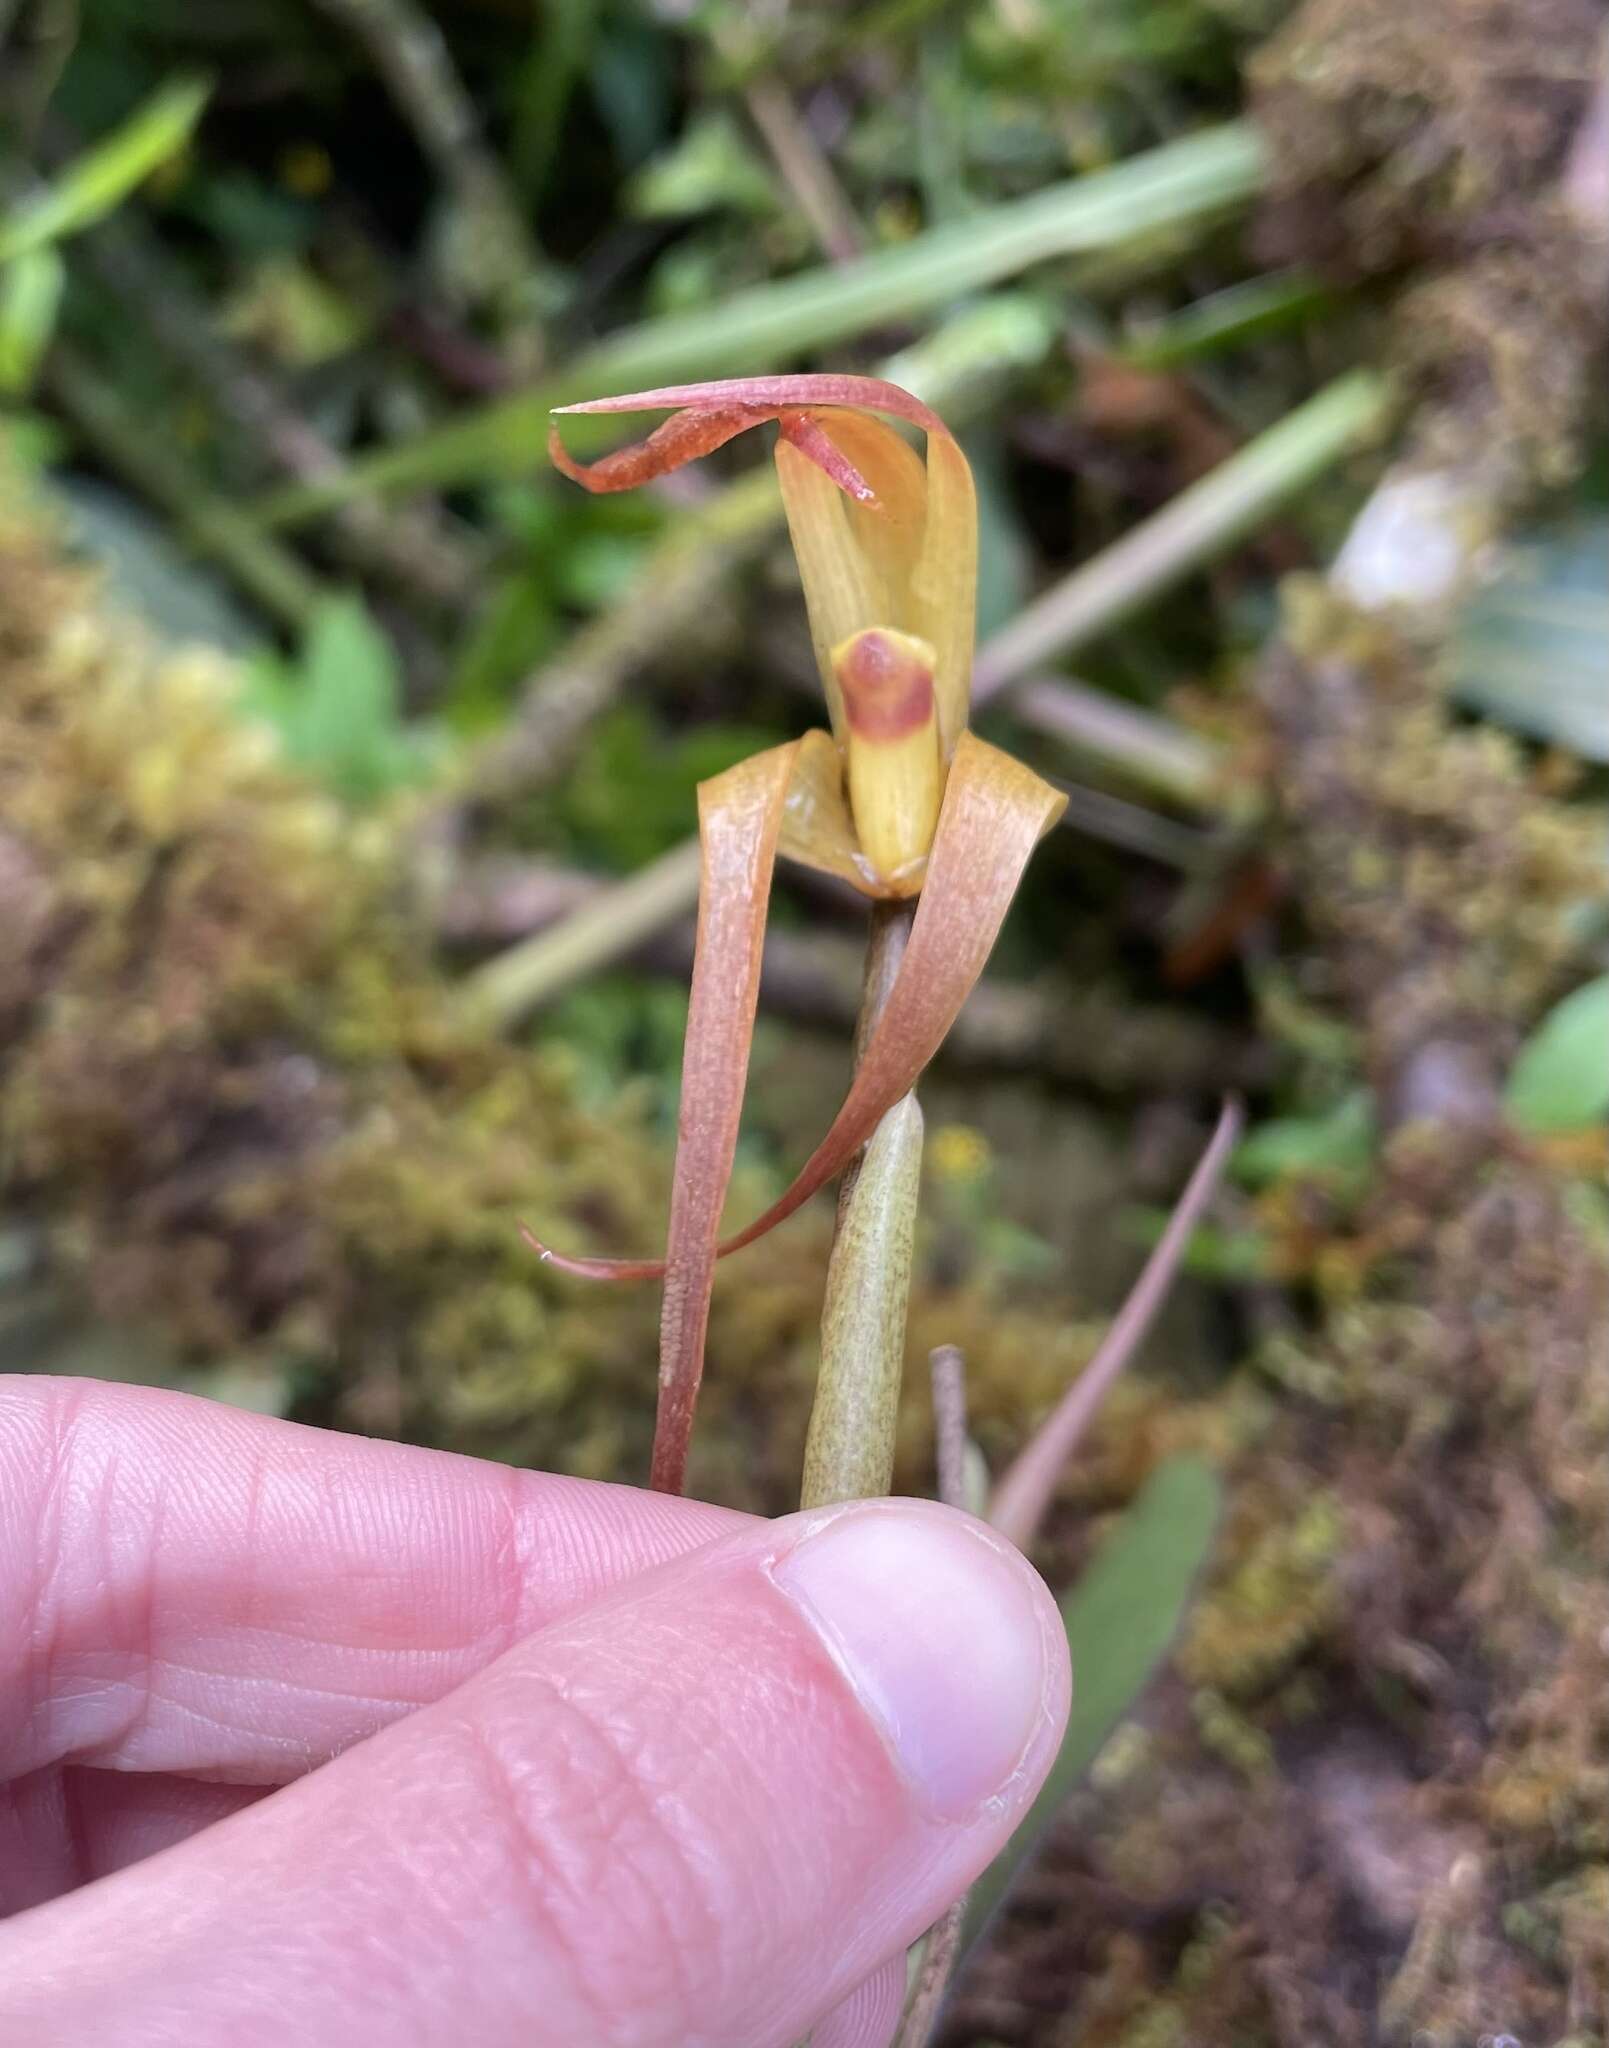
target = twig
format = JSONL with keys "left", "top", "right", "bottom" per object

{"left": 895, "top": 1898, "right": 967, "bottom": 2048}
{"left": 1046, "top": 776, "right": 1220, "bottom": 870}
{"left": 43, "top": 340, "right": 324, "bottom": 633}
{"left": 70, "top": 210, "right": 482, "bottom": 612}
{"left": 453, "top": 838, "right": 703, "bottom": 1030}
{"left": 988, "top": 1096, "right": 1243, "bottom": 1550}
{"left": 916, "top": 1349, "right": 985, "bottom": 2042}
{"left": 436, "top": 857, "right": 602, "bottom": 944}
{"left": 929, "top": 1344, "right": 969, "bottom": 1510}
{"left": 1012, "top": 675, "right": 1222, "bottom": 808}
{"left": 313, "top": 0, "right": 543, "bottom": 326}
{"left": 744, "top": 79, "right": 864, "bottom": 265}
{"left": 800, "top": 1089, "right": 924, "bottom": 1506}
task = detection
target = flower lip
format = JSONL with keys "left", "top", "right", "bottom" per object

{"left": 834, "top": 629, "right": 937, "bottom": 743}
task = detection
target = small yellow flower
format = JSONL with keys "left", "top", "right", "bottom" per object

{"left": 549, "top": 374, "right": 977, "bottom": 897}
{"left": 928, "top": 1122, "right": 993, "bottom": 1186}
{"left": 540, "top": 375, "right": 1066, "bottom": 1492}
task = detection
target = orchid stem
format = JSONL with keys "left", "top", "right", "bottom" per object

{"left": 800, "top": 900, "right": 922, "bottom": 1508}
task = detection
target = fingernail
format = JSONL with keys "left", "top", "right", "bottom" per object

{"left": 773, "top": 1502, "right": 1056, "bottom": 1821}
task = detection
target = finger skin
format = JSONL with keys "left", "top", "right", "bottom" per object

{"left": 0, "top": 1376, "right": 743, "bottom": 1784}
{"left": 0, "top": 1500, "right": 1069, "bottom": 2048}
{"left": 1, "top": 1767, "right": 264, "bottom": 1913}
{"left": 810, "top": 1959, "right": 906, "bottom": 2048}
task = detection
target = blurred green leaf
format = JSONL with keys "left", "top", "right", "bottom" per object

{"left": 0, "top": 409, "right": 67, "bottom": 469}
{"left": 970, "top": 438, "right": 1032, "bottom": 641}
{"left": 552, "top": 707, "right": 783, "bottom": 869}
{"left": 1505, "top": 976, "right": 1609, "bottom": 1134}
{"left": 1127, "top": 1208, "right": 1273, "bottom": 1281}
{"left": 1115, "top": 268, "right": 1333, "bottom": 368}
{"left": 545, "top": 976, "right": 692, "bottom": 1125}
{"left": 0, "top": 75, "right": 210, "bottom": 265}
{"left": 219, "top": 254, "right": 370, "bottom": 369}
{"left": 629, "top": 112, "right": 777, "bottom": 219}
{"left": 509, "top": 0, "right": 600, "bottom": 200}
{"left": 179, "top": 169, "right": 313, "bottom": 256}
{"left": 448, "top": 572, "right": 562, "bottom": 733}
{"left": 1451, "top": 519, "right": 1609, "bottom": 760}
{"left": 967, "top": 1456, "right": 1222, "bottom": 1944}
{"left": 244, "top": 596, "right": 437, "bottom": 802}
{"left": 589, "top": 17, "right": 678, "bottom": 170}
{"left": 1232, "top": 1091, "right": 1375, "bottom": 1187}
{"left": 0, "top": 246, "right": 64, "bottom": 394}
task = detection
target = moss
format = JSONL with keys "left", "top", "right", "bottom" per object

{"left": 952, "top": 579, "right": 1607, "bottom": 2044}
{"left": 0, "top": 468, "right": 682, "bottom": 1467}
{"left": 1179, "top": 1491, "right": 1342, "bottom": 1698}
{"left": 1266, "top": 581, "right": 1602, "bottom": 1104}
{"left": 1250, "top": 0, "right": 1606, "bottom": 494}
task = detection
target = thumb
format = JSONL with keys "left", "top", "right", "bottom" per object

{"left": 0, "top": 1498, "right": 1069, "bottom": 2048}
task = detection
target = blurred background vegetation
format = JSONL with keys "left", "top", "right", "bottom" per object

{"left": 1, "top": 0, "right": 1606, "bottom": 2038}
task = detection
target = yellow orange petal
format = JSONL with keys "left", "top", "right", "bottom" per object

{"left": 836, "top": 627, "right": 942, "bottom": 889}
{"left": 911, "top": 430, "right": 977, "bottom": 755}
{"left": 712, "top": 733, "right": 1064, "bottom": 1252}
{"left": 531, "top": 734, "right": 1065, "bottom": 1287}
{"left": 521, "top": 741, "right": 801, "bottom": 1495}
{"left": 810, "top": 409, "right": 928, "bottom": 624}
{"left": 552, "top": 377, "right": 978, "bottom": 742}
{"left": 776, "top": 726, "right": 885, "bottom": 893}
{"left": 775, "top": 437, "right": 880, "bottom": 743}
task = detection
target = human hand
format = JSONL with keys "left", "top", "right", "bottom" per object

{"left": 0, "top": 1376, "right": 1068, "bottom": 2046}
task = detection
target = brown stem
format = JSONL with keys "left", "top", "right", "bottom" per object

{"left": 928, "top": 1344, "right": 969, "bottom": 1511}
{"left": 894, "top": 1899, "right": 966, "bottom": 2048}
{"left": 743, "top": 79, "right": 865, "bottom": 266}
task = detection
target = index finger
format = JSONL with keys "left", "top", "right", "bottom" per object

{"left": 0, "top": 1376, "right": 744, "bottom": 1786}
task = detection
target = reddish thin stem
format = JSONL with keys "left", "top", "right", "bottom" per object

{"left": 988, "top": 1097, "right": 1242, "bottom": 1550}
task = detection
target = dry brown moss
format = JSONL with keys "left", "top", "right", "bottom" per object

{"left": 951, "top": 601, "right": 1608, "bottom": 2045}
{"left": 1251, "top": 0, "right": 1607, "bottom": 489}
{"left": 0, "top": 469, "right": 675, "bottom": 1472}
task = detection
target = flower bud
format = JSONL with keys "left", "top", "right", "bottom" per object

{"left": 833, "top": 627, "right": 942, "bottom": 890}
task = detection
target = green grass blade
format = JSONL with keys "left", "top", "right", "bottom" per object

{"left": 1114, "top": 268, "right": 1335, "bottom": 369}
{"left": 255, "top": 121, "right": 1267, "bottom": 522}
{"left": 965, "top": 1455, "right": 1222, "bottom": 1948}
{"left": 0, "top": 76, "right": 211, "bottom": 267}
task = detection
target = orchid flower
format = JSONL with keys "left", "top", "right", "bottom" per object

{"left": 534, "top": 376, "right": 1067, "bottom": 1492}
